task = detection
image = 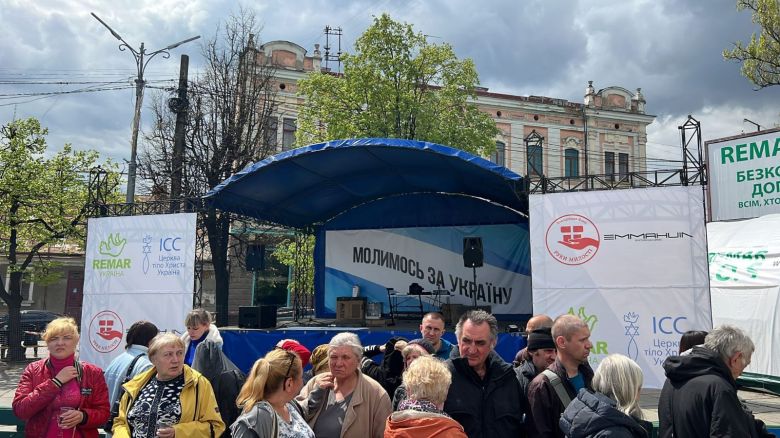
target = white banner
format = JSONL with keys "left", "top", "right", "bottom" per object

{"left": 706, "top": 130, "right": 780, "bottom": 221}
{"left": 530, "top": 186, "right": 712, "bottom": 388}
{"left": 324, "top": 224, "right": 532, "bottom": 316}
{"left": 708, "top": 214, "right": 780, "bottom": 378}
{"left": 80, "top": 214, "right": 196, "bottom": 369}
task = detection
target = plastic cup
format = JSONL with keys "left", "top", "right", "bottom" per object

{"left": 156, "top": 419, "right": 174, "bottom": 436}
{"left": 58, "top": 407, "right": 74, "bottom": 428}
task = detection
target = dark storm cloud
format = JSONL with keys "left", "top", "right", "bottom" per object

{"left": 411, "top": 0, "right": 589, "bottom": 92}
{"left": 1, "top": 0, "right": 779, "bottom": 165}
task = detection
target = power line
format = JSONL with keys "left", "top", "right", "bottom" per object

{"left": 0, "top": 85, "right": 135, "bottom": 107}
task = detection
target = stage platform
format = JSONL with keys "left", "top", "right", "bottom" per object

{"left": 220, "top": 318, "right": 525, "bottom": 374}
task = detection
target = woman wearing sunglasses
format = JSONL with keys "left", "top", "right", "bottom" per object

{"left": 231, "top": 347, "right": 313, "bottom": 438}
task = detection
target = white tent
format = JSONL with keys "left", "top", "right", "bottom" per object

{"left": 708, "top": 214, "right": 780, "bottom": 379}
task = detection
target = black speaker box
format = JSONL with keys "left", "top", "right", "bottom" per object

{"left": 238, "top": 305, "right": 277, "bottom": 329}
{"left": 246, "top": 244, "right": 265, "bottom": 271}
{"left": 463, "top": 236, "right": 484, "bottom": 267}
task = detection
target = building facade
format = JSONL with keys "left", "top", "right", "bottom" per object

{"left": 245, "top": 39, "right": 655, "bottom": 184}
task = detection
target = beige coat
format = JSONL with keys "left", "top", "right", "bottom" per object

{"left": 297, "top": 370, "right": 392, "bottom": 438}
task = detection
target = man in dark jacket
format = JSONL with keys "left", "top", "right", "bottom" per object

{"left": 526, "top": 314, "right": 594, "bottom": 438}
{"left": 513, "top": 314, "right": 553, "bottom": 366}
{"left": 658, "top": 324, "right": 764, "bottom": 438}
{"left": 516, "top": 327, "right": 557, "bottom": 414}
{"left": 444, "top": 310, "right": 525, "bottom": 438}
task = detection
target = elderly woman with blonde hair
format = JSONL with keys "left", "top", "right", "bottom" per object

{"left": 560, "top": 354, "right": 652, "bottom": 438}
{"left": 385, "top": 356, "right": 466, "bottom": 437}
{"left": 112, "top": 333, "right": 225, "bottom": 438}
{"left": 297, "top": 332, "right": 392, "bottom": 438}
{"left": 13, "top": 317, "right": 110, "bottom": 438}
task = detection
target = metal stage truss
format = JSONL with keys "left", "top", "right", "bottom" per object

{"left": 523, "top": 115, "right": 706, "bottom": 195}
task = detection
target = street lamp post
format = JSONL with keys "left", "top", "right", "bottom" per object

{"left": 91, "top": 13, "right": 199, "bottom": 204}
{"left": 743, "top": 118, "right": 762, "bottom": 132}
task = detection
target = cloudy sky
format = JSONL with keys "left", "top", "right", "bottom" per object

{"left": 1, "top": 0, "right": 778, "bottom": 177}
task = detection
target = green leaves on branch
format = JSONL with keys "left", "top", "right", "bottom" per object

{"left": 297, "top": 14, "right": 498, "bottom": 155}
{"left": 0, "top": 117, "right": 119, "bottom": 290}
{"left": 272, "top": 235, "right": 314, "bottom": 295}
{"left": 724, "top": 0, "right": 780, "bottom": 88}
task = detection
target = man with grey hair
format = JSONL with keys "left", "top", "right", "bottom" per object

{"left": 443, "top": 310, "right": 524, "bottom": 438}
{"left": 658, "top": 324, "right": 765, "bottom": 437}
{"left": 526, "top": 314, "right": 593, "bottom": 438}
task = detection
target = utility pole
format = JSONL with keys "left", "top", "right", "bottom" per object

{"left": 91, "top": 13, "right": 199, "bottom": 204}
{"left": 169, "top": 54, "right": 190, "bottom": 213}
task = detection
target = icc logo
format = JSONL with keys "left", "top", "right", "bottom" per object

{"left": 652, "top": 316, "right": 688, "bottom": 334}
{"left": 88, "top": 310, "right": 124, "bottom": 353}
{"left": 545, "top": 214, "right": 601, "bottom": 265}
{"left": 160, "top": 237, "right": 182, "bottom": 251}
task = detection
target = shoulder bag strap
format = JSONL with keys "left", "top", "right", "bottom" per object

{"left": 123, "top": 353, "right": 146, "bottom": 383}
{"left": 542, "top": 369, "right": 572, "bottom": 408}
{"left": 272, "top": 408, "right": 279, "bottom": 438}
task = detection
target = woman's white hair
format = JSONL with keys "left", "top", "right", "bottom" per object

{"left": 592, "top": 354, "right": 644, "bottom": 419}
{"left": 403, "top": 356, "right": 451, "bottom": 406}
{"left": 328, "top": 332, "right": 363, "bottom": 359}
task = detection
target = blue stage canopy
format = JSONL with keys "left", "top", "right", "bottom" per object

{"left": 205, "top": 138, "right": 527, "bottom": 228}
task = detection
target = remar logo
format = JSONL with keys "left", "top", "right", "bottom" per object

{"left": 546, "top": 214, "right": 601, "bottom": 265}
{"left": 569, "top": 306, "right": 598, "bottom": 332}
{"left": 568, "top": 306, "right": 608, "bottom": 356}
{"left": 98, "top": 233, "right": 127, "bottom": 257}
{"left": 93, "top": 233, "right": 131, "bottom": 273}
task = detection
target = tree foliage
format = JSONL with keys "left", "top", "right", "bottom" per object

{"left": 296, "top": 14, "right": 499, "bottom": 155}
{"left": 0, "top": 117, "right": 119, "bottom": 360}
{"left": 724, "top": 0, "right": 780, "bottom": 88}
{"left": 272, "top": 235, "right": 314, "bottom": 300}
{"left": 140, "top": 8, "right": 279, "bottom": 324}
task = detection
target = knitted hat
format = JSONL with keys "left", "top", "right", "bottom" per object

{"left": 406, "top": 338, "right": 436, "bottom": 355}
{"left": 280, "top": 340, "right": 312, "bottom": 367}
{"left": 527, "top": 327, "right": 555, "bottom": 351}
{"left": 309, "top": 344, "right": 330, "bottom": 375}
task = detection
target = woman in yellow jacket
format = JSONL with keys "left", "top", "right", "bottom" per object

{"left": 112, "top": 333, "right": 225, "bottom": 438}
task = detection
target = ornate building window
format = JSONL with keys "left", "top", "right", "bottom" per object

{"left": 525, "top": 130, "right": 544, "bottom": 177}
{"left": 619, "top": 152, "right": 629, "bottom": 178}
{"left": 565, "top": 148, "right": 579, "bottom": 178}
{"left": 490, "top": 141, "right": 506, "bottom": 167}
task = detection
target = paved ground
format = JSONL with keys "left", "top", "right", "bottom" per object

{"left": 2, "top": 344, "right": 779, "bottom": 431}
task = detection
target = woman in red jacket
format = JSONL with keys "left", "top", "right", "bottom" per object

{"left": 12, "top": 317, "right": 110, "bottom": 438}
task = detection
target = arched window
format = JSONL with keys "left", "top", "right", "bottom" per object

{"left": 490, "top": 141, "right": 506, "bottom": 167}
{"left": 565, "top": 148, "right": 579, "bottom": 178}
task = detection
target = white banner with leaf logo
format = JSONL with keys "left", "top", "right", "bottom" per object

{"left": 529, "top": 186, "right": 712, "bottom": 388}
{"left": 708, "top": 214, "right": 780, "bottom": 379}
{"left": 80, "top": 214, "right": 196, "bottom": 369}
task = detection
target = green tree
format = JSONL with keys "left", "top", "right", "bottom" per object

{"left": 296, "top": 13, "right": 499, "bottom": 155}
{"left": 0, "top": 117, "right": 119, "bottom": 361}
{"left": 272, "top": 235, "right": 314, "bottom": 306}
{"left": 724, "top": 0, "right": 780, "bottom": 88}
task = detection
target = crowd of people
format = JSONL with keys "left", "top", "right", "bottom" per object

{"left": 10, "top": 308, "right": 775, "bottom": 437}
